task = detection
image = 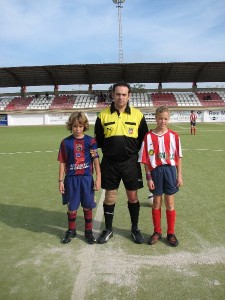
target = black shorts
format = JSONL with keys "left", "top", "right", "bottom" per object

{"left": 190, "top": 121, "right": 196, "bottom": 126}
{"left": 101, "top": 155, "right": 143, "bottom": 190}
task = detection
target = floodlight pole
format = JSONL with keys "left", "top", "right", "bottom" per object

{"left": 112, "top": 0, "right": 125, "bottom": 64}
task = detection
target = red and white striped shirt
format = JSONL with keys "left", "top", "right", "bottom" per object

{"left": 138, "top": 129, "right": 182, "bottom": 171}
{"left": 190, "top": 113, "right": 197, "bottom": 122}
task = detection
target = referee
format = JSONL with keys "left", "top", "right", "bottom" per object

{"left": 94, "top": 82, "right": 148, "bottom": 244}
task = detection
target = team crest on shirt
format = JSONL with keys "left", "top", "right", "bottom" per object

{"left": 76, "top": 144, "right": 83, "bottom": 151}
{"left": 148, "top": 149, "right": 154, "bottom": 156}
{"left": 128, "top": 128, "right": 133, "bottom": 134}
{"left": 75, "top": 153, "right": 85, "bottom": 164}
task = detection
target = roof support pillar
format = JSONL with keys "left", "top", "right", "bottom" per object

{"left": 21, "top": 86, "right": 27, "bottom": 97}
{"left": 88, "top": 83, "right": 93, "bottom": 93}
{"left": 54, "top": 84, "right": 59, "bottom": 96}
{"left": 192, "top": 81, "right": 197, "bottom": 92}
{"left": 158, "top": 82, "right": 162, "bottom": 93}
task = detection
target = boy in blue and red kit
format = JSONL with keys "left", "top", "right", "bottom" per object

{"left": 138, "top": 106, "right": 183, "bottom": 247}
{"left": 58, "top": 112, "right": 101, "bottom": 244}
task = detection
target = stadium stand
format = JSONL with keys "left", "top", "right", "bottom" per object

{"left": 1, "top": 91, "right": 225, "bottom": 111}
{"left": 130, "top": 92, "right": 153, "bottom": 107}
{"left": 173, "top": 92, "right": 201, "bottom": 106}
{"left": 49, "top": 95, "right": 76, "bottom": 110}
{"left": 150, "top": 92, "right": 177, "bottom": 107}
{"left": 1, "top": 62, "right": 224, "bottom": 114}
{"left": 195, "top": 92, "right": 225, "bottom": 107}
{"left": 0, "top": 97, "right": 12, "bottom": 110}
{"left": 217, "top": 90, "right": 225, "bottom": 100}
{"left": 27, "top": 95, "right": 54, "bottom": 110}
{"left": 74, "top": 94, "right": 98, "bottom": 109}
{"left": 4, "top": 96, "right": 34, "bottom": 111}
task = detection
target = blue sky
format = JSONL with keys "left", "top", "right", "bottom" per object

{"left": 1, "top": 0, "right": 225, "bottom": 92}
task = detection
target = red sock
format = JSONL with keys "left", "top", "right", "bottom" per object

{"left": 194, "top": 128, "right": 196, "bottom": 135}
{"left": 166, "top": 210, "right": 176, "bottom": 234}
{"left": 83, "top": 209, "right": 93, "bottom": 231}
{"left": 152, "top": 209, "right": 162, "bottom": 234}
{"left": 191, "top": 129, "right": 193, "bottom": 135}
{"left": 67, "top": 211, "right": 77, "bottom": 230}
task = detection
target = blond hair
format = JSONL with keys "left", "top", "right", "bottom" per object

{"left": 155, "top": 106, "right": 170, "bottom": 117}
{"left": 66, "top": 112, "right": 89, "bottom": 132}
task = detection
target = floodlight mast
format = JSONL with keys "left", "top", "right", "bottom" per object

{"left": 112, "top": 0, "right": 125, "bottom": 63}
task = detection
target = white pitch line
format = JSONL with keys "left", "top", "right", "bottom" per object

{"left": 0, "top": 149, "right": 224, "bottom": 155}
{"left": 70, "top": 189, "right": 105, "bottom": 300}
{"left": 70, "top": 187, "right": 225, "bottom": 300}
{"left": 0, "top": 150, "right": 58, "bottom": 155}
{"left": 182, "top": 149, "right": 224, "bottom": 151}
{"left": 93, "top": 189, "right": 105, "bottom": 234}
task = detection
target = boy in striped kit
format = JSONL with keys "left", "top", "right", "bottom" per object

{"left": 58, "top": 112, "right": 101, "bottom": 244}
{"left": 138, "top": 106, "right": 183, "bottom": 247}
{"left": 190, "top": 110, "right": 197, "bottom": 135}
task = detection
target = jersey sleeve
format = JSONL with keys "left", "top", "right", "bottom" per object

{"left": 90, "top": 137, "right": 99, "bottom": 158}
{"left": 177, "top": 136, "right": 183, "bottom": 158}
{"left": 57, "top": 140, "right": 67, "bottom": 163}
{"left": 173, "top": 132, "right": 183, "bottom": 162}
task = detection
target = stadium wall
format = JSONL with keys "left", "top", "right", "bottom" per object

{"left": 1, "top": 109, "right": 225, "bottom": 126}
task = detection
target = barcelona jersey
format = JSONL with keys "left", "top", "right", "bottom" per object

{"left": 58, "top": 134, "right": 99, "bottom": 176}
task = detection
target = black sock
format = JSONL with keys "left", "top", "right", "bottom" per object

{"left": 128, "top": 201, "right": 140, "bottom": 230}
{"left": 103, "top": 203, "right": 115, "bottom": 230}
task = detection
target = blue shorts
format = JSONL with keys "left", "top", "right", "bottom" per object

{"left": 151, "top": 165, "right": 179, "bottom": 196}
{"left": 62, "top": 176, "right": 96, "bottom": 211}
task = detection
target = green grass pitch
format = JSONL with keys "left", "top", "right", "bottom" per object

{"left": 0, "top": 123, "right": 225, "bottom": 300}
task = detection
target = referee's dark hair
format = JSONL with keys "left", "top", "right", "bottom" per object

{"left": 112, "top": 82, "right": 131, "bottom": 93}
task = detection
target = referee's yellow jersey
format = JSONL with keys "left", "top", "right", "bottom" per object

{"left": 94, "top": 102, "right": 148, "bottom": 161}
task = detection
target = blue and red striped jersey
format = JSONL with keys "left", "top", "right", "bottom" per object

{"left": 58, "top": 134, "right": 99, "bottom": 176}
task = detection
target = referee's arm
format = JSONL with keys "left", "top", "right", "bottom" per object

{"left": 137, "top": 117, "right": 149, "bottom": 149}
{"left": 94, "top": 116, "right": 104, "bottom": 148}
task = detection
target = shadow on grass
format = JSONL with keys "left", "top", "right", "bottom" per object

{"left": 113, "top": 227, "right": 136, "bottom": 242}
{"left": 0, "top": 203, "right": 102, "bottom": 242}
{"left": 113, "top": 227, "right": 172, "bottom": 246}
{"left": 140, "top": 202, "right": 152, "bottom": 208}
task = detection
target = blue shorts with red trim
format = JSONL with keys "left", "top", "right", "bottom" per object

{"left": 151, "top": 165, "right": 179, "bottom": 196}
{"left": 62, "top": 175, "right": 96, "bottom": 211}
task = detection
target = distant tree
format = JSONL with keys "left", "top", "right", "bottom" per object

{"left": 131, "top": 83, "right": 146, "bottom": 93}
{"left": 108, "top": 83, "right": 147, "bottom": 94}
